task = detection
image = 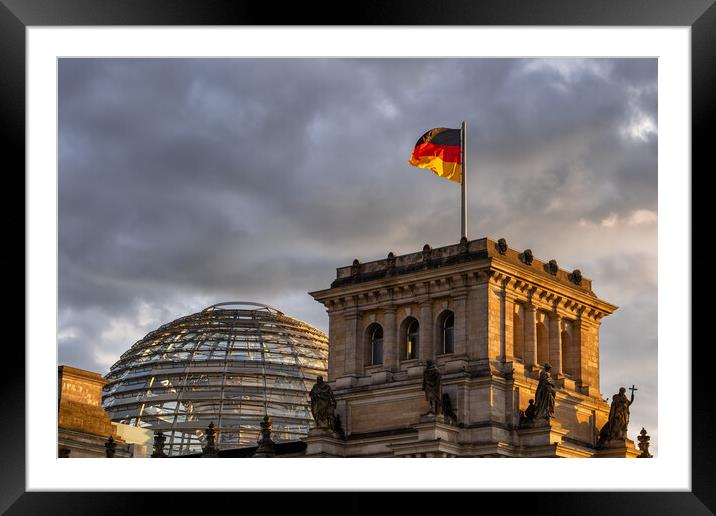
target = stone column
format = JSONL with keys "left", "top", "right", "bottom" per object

{"left": 343, "top": 309, "right": 362, "bottom": 375}
{"left": 419, "top": 300, "right": 434, "bottom": 361}
{"left": 487, "top": 285, "right": 502, "bottom": 361}
{"left": 383, "top": 306, "right": 397, "bottom": 371}
{"left": 524, "top": 304, "right": 537, "bottom": 367}
{"left": 454, "top": 294, "right": 468, "bottom": 356}
{"left": 549, "top": 313, "right": 563, "bottom": 374}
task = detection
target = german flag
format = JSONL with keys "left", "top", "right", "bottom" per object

{"left": 408, "top": 127, "right": 462, "bottom": 183}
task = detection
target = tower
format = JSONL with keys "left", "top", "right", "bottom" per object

{"left": 307, "top": 237, "right": 638, "bottom": 457}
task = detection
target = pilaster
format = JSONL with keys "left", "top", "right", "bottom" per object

{"left": 343, "top": 308, "right": 363, "bottom": 376}
{"left": 454, "top": 293, "right": 468, "bottom": 356}
{"left": 577, "top": 317, "right": 601, "bottom": 396}
{"left": 419, "top": 299, "right": 434, "bottom": 361}
{"left": 549, "top": 313, "right": 563, "bottom": 374}
{"left": 524, "top": 303, "right": 538, "bottom": 369}
{"left": 383, "top": 306, "right": 397, "bottom": 371}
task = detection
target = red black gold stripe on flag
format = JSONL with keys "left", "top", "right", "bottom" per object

{"left": 408, "top": 127, "right": 462, "bottom": 183}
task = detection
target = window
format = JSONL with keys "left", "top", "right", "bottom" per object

{"left": 405, "top": 319, "right": 419, "bottom": 360}
{"left": 561, "top": 329, "right": 573, "bottom": 376}
{"left": 513, "top": 305, "right": 524, "bottom": 360}
{"left": 536, "top": 320, "right": 548, "bottom": 365}
{"left": 440, "top": 312, "right": 455, "bottom": 354}
{"left": 370, "top": 325, "right": 383, "bottom": 365}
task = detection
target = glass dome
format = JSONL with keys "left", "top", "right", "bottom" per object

{"left": 102, "top": 302, "right": 328, "bottom": 456}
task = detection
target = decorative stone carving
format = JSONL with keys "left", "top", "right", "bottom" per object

{"left": 496, "top": 238, "right": 508, "bottom": 255}
{"left": 351, "top": 259, "right": 361, "bottom": 277}
{"left": 597, "top": 386, "right": 635, "bottom": 447}
{"left": 545, "top": 259, "right": 559, "bottom": 275}
{"left": 259, "top": 416, "right": 271, "bottom": 441}
{"left": 519, "top": 399, "right": 538, "bottom": 428}
{"left": 254, "top": 415, "right": 276, "bottom": 457}
{"left": 519, "top": 249, "right": 534, "bottom": 265}
{"left": 422, "top": 360, "right": 442, "bottom": 415}
{"left": 202, "top": 421, "right": 218, "bottom": 457}
{"left": 309, "top": 376, "right": 337, "bottom": 429}
{"left": 637, "top": 427, "right": 653, "bottom": 458}
{"left": 386, "top": 251, "right": 396, "bottom": 276}
{"left": 533, "top": 363, "right": 556, "bottom": 420}
{"left": 104, "top": 435, "right": 117, "bottom": 458}
{"left": 458, "top": 236, "right": 468, "bottom": 255}
{"left": 569, "top": 269, "right": 583, "bottom": 285}
{"left": 151, "top": 430, "right": 167, "bottom": 458}
{"left": 422, "top": 244, "right": 432, "bottom": 264}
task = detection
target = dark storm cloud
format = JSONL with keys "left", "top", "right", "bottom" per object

{"left": 58, "top": 57, "right": 657, "bottom": 447}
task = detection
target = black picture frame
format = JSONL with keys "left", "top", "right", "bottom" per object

{"left": 5, "top": 0, "right": 712, "bottom": 513}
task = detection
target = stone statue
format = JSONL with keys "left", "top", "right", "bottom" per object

{"left": 598, "top": 386, "right": 635, "bottom": 445}
{"left": 422, "top": 244, "right": 432, "bottom": 263}
{"left": 309, "top": 376, "right": 337, "bottom": 429}
{"left": 569, "top": 269, "right": 583, "bottom": 285}
{"left": 533, "top": 363, "right": 556, "bottom": 420}
{"left": 202, "top": 421, "right": 218, "bottom": 456}
{"left": 259, "top": 415, "right": 272, "bottom": 442}
{"left": 151, "top": 430, "right": 167, "bottom": 458}
{"left": 255, "top": 415, "right": 276, "bottom": 457}
{"left": 637, "top": 427, "right": 653, "bottom": 458}
{"left": 545, "top": 260, "right": 559, "bottom": 275}
{"left": 386, "top": 251, "right": 396, "bottom": 276}
{"left": 422, "top": 360, "right": 442, "bottom": 415}
{"left": 519, "top": 399, "right": 538, "bottom": 428}
{"left": 524, "top": 399, "right": 537, "bottom": 420}
{"left": 525, "top": 399, "right": 537, "bottom": 420}
{"left": 104, "top": 435, "right": 117, "bottom": 458}
{"left": 458, "top": 236, "right": 469, "bottom": 255}
{"left": 520, "top": 249, "right": 534, "bottom": 266}
{"left": 496, "top": 238, "right": 508, "bottom": 255}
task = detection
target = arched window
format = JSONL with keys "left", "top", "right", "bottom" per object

{"left": 441, "top": 312, "right": 455, "bottom": 353}
{"left": 403, "top": 318, "right": 419, "bottom": 360}
{"left": 513, "top": 305, "right": 524, "bottom": 360}
{"left": 369, "top": 325, "right": 383, "bottom": 365}
{"left": 536, "top": 320, "right": 548, "bottom": 366}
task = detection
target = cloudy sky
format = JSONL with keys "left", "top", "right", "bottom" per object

{"left": 58, "top": 58, "right": 657, "bottom": 448}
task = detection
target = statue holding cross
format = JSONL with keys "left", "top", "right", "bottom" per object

{"left": 597, "top": 385, "right": 636, "bottom": 446}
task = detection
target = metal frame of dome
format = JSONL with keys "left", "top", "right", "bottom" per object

{"left": 202, "top": 301, "right": 284, "bottom": 314}
{"left": 102, "top": 303, "right": 328, "bottom": 456}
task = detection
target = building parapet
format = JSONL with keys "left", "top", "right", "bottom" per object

{"left": 330, "top": 237, "right": 594, "bottom": 295}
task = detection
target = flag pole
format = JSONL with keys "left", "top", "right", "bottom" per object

{"left": 461, "top": 120, "right": 467, "bottom": 240}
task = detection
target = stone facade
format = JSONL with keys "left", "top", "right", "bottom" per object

{"left": 307, "top": 237, "right": 638, "bottom": 457}
{"left": 58, "top": 365, "right": 130, "bottom": 458}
